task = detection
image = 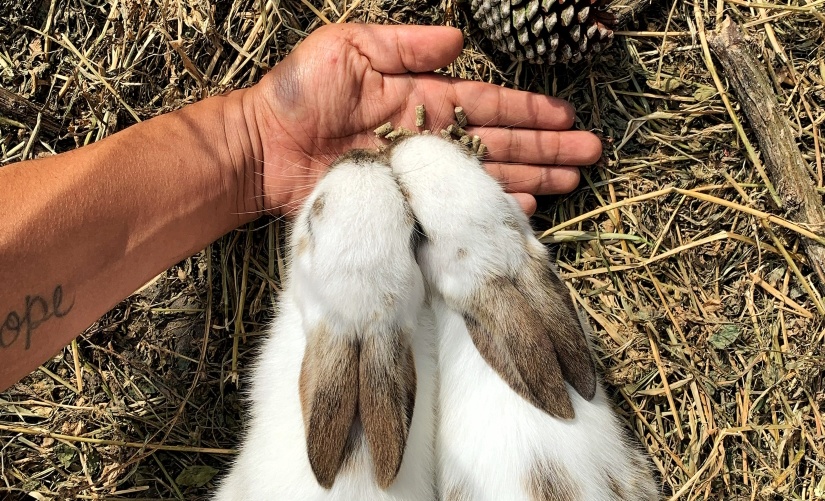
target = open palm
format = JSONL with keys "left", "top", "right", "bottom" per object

{"left": 248, "top": 24, "right": 602, "bottom": 215}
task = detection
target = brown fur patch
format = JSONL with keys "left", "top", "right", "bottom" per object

{"left": 399, "top": 182, "right": 412, "bottom": 204}
{"left": 334, "top": 148, "right": 384, "bottom": 166}
{"left": 517, "top": 246, "right": 597, "bottom": 401}
{"left": 395, "top": 181, "right": 416, "bottom": 227}
{"left": 456, "top": 248, "right": 468, "bottom": 259}
{"left": 358, "top": 328, "right": 416, "bottom": 489}
{"left": 527, "top": 459, "right": 580, "bottom": 501}
{"left": 311, "top": 194, "right": 325, "bottom": 218}
{"left": 606, "top": 472, "right": 626, "bottom": 500}
{"left": 295, "top": 235, "right": 311, "bottom": 256}
{"left": 299, "top": 326, "right": 360, "bottom": 489}
{"left": 443, "top": 485, "right": 472, "bottom": 501}
{"left": 463, "top": 277, "right": 574, "bottom": 419}
{"left": 502, "top": 213, "right": 524, "bottom": 234}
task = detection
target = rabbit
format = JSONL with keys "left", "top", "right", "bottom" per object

{"left": 387, "top": 134, "right": 659, "bottom": 500}
{"left": 213, "top": 149, "right": 437, "bottom": 501}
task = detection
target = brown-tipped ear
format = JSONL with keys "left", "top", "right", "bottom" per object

{"left": 464, "top": 277, "right": 575, "bottom": 419}
{"left": 358, "top": 330, "right": 416, "bottom": 489}
{"left": 519, "top": 255, "right": 597, "bottom": 401}
{"left": 299, "top": 329, "right": 360, "bottom": 489}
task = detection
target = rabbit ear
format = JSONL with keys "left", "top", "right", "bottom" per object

{"left": 518, "top": 253, "right": 597, "bottom": 402}
{"left": 462, "top": 246, "right": 598, "bottom": 418}
{"left": 463, "top": 277, "right": 576, "bottom": 419}
{"left": 299, "top": 328, "right": 360, "bottom": 489}
{"left": 358, "top": 329, "right": 416, "bottom": 489}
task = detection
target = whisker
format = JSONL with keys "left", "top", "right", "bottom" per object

{"left": 253, "top": 186, "right": 320, "bottom": 198}
{"left": 427, "top": 84, "right": 453, "bottom": 134}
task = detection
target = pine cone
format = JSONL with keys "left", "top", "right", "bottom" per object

{"left": 470, "top": 0, "right": 617, "bottom": 64}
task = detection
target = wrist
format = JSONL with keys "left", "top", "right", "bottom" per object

{"left": 213, "top": 88, "right": 265, "bottom": 223}
{"left": 242, "top": 72, "right": 312, "bottom": 217}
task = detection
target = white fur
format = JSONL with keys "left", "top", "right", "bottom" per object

{"left": 389, "top": 135, "right": 658, "bottom": 500}
{"left": 434, "top": 296, "right": 656, "bottom": 499}
{"left": 213, "top": 158, "right": 437, "bottom": 500}
{"left": 390, "top": 137, "right": 531, "bottom": 301}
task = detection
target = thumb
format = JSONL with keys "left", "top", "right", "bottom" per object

{"left": 325, "top": 24, "right": 464, "bottom": 74}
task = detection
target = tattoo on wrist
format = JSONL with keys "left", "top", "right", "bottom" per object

{"left": 1, "top": 285, "right": 74, "bottom": 350}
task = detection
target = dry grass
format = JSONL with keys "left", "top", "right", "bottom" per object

{"left": 1, "top": 0, "right": 824, "bottom": 499}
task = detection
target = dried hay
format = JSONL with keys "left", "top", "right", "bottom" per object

{"left": 1, "top": 0, "right": 824, "bottom": 499}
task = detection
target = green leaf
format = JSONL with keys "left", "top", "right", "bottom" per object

{"left": 692, "top": 85, "right": 716, "bottom": 102}
{"left": 54, "top": 443, "right": 76, "bottom": 468}
{"left": 709, "top": 324, "right": 739, "bottom": 349}
{"left": 175, "top": 465, "right": 219, "bottom": 488}
{"left": 647, "top": 75, "right": 683, "bottom": 92}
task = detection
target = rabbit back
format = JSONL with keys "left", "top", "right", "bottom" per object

{"left": 434, "top": 297, "right": 658, "bottom": 501}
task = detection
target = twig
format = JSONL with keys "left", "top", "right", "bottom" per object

{"left": 723, "top": 0, "right": 825, "bottom": 13}
{"left": 0, "top": 87, "right": 62, "bottom": 137}
{"left": 20, "top": 112, "right": 42, "bottom": 160}
{"left": 540, "top": 185, "right": 825, "bottom": 246}
{"left": 708, "top": 18, "right": 825, "bottom": 288}
{"left": 37, "top": 365, "right": 78, "bottom": 394}
{"left": 693, "top": 3, "right": 782, "bottom": 207}
{"left": 71, "top": 339, "right": 83, "bottom": 393}
{"left": 0, "top": 424, "right": 236, "bottom": 454}
{"left": 58, "top": 34, "right": 141, "bottom": 123}
{"left": 299, "top": 0, "right": 332, "bottom": 24}
{"left": 336, "top": 0, "right": 363, "bottom": 23}
{"left": 610, "top": 0, "right": 655, "bottom": 26}
{"left": 646, "top": 328, "right": 684, "bottom": 440}
{"left": 750, "top": 273, "right": 814, "bottom": 319}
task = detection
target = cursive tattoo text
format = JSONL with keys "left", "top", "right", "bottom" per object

{"left": 1, "top": 285, "right": 74, "bottom": 350}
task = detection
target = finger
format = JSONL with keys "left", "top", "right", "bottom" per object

{"left": 471, "top": 128, "right": 603, "bottom": 166}
{"left": 340, "top": 24, "right": 464, "bottom": 74}
{"left": 486, "top": 164, "right": 581, "bottom": 195}
{"left": 449, "top": 79, "right": 577, "bottom": 130}
{"left": 510, "top": 193, "right": 537, "bottom": 215}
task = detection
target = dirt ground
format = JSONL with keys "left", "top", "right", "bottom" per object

{"left": 1, "top": 0, "right": 824, "bottom": 499}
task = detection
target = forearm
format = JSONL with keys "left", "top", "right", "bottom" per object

{"left": 0, "top": 89, "right": 261, "bottom": 390}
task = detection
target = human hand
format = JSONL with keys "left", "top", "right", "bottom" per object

{"left": 244, "top": 24, "right": 602, "bottom": 216}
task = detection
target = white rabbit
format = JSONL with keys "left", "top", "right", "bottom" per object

{"left": 388, "top": 135, "right": 658, "bottom": 500}
{"left": 213, "top": 150, "right": 437, "bottom": 501}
